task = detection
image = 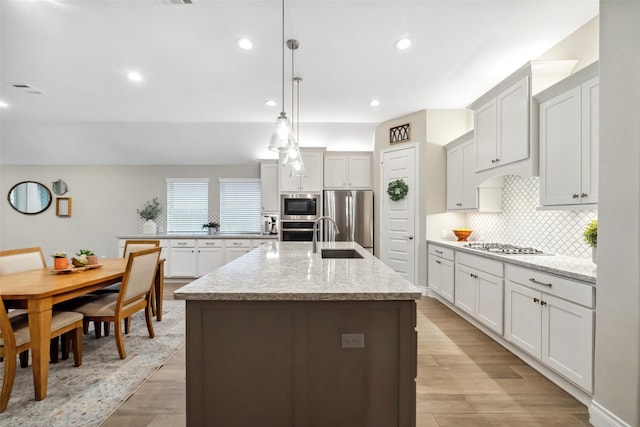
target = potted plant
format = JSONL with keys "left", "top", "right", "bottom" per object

{"left": 77, "top": 248, "right": 98, "bottom": 265}
{"left": 203, "top": 221, "right": 220, "bottom": 235}
{"left": 583, "top": 219, "right": 597, "bottom": 263}
{"left": 137, "top": 197, "right": 162, "bottom": 235}
{"left": 52, "top": 252, "right": 69, "bottom": 270}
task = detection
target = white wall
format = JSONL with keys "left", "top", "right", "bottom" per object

{"left": 591, "top": 1, "right": 640, "bottom": 426}
{"left": 0, "top": 164, "right": 258, "bottom": 265}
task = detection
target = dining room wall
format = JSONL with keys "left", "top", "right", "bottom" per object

{"left": 0, "top": 164, "right": 258, "bottom": 265}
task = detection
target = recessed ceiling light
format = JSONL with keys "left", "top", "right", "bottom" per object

{"left": 0, "top": 100, "right": 8, "bottom": 108}
{"left": 369, "top": 99, "right": 380, "bottom": 107}
{"left": 395, "top": 38, "right": 412, "bottom": 50}
{"left": 264, "top": 99, "right": 277, "bottom": 107}
{"left": 127, "top": 71, "right": 143, "bottom": 82}
{"left": 237, "top": 38, "right": 253, "bottom": 50}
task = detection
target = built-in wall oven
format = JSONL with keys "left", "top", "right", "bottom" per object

{"left": 280, "top": 193, "right": 321, "bottom": 241}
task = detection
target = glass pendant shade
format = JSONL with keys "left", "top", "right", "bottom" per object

{"left": 269, "top": 112, "right": 296, "bottom": 153}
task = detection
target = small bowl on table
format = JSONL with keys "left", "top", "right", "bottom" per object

{"left": 453, "top": 229, "right": 473, "bottom": 242}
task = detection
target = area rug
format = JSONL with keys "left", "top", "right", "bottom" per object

{"left": 0, "top": 299, "right": 185, "bottom": 426}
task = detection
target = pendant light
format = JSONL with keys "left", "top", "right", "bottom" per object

{"left": 268, "top": 0, "right": 296, "bottom": 153}
{"left": 287, "top": 40, "right": 305, "bottom": 177}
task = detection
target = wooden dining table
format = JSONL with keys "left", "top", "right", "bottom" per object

{"left": 0, "top": 258, "right": 165, "bottom": 400}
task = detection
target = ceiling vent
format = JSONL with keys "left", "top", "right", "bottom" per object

{"left": 11, "top": 83, "right": 45, "bottom": 95}
{"left": 159, "top": 0, "right": 194, "bottom": 5}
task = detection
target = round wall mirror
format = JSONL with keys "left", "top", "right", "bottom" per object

{"left": 7, "top": 181, "right": 53, "bottom": 215}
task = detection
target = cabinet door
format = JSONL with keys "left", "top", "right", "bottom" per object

{"left": 497, "top": 76, "right": 530, "bottom": 166}
{"left": 504, "top": 281, "right": 541, "bottom": 359}
{"left": 476, "top": 272, "right": 504, "bottom": 334}
{"left": 260, "top": 161, "right": 280, "bottom": 212}
{"left": 580, "top": 77, "right": 599, "bottom": 205}
{"left": 170, "top": 247, "right": 197, "bottom": 277}
{"left": 197, "top": 248, "right": 223, "bottom": 276}
{"left": 539, "top": 85, "right": 582, "bottom": 206}
{"left": 300, "top": 151, "right": 323, "bottom": 192}
{"left": 427, "top": 255, "right": 442, "bottom": 294}
{"left": 541, "top": 293, "right": 594, "bottom": 392}
{"left": 474, "top": 98, "right": 497, "bottom": 171}
{"left": 324, "top": 156, "right": 348, "bottom": 188}
{"left": 454, "top": 264, "right": 476, "bottom": 317}
{"left": 439, "top": 257, "right": 454, "bottom": 303}
{"left": 225, "top": 247, "right": 251, "bottom": 264}
{"left": 280, "top": 158, "right": 301, "bottom": 192}
{"left": 446, "top": 146, "right": 463, "bottom": 210}
{"left": 348, "top": 156, "right": 372, "bottom": 189}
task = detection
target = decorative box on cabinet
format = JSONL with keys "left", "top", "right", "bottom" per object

{"left": 504, "top": 264, "right": 594, "bottom": 392}
{"left": 260, "top": 160, "right": 280, "bottom": 213}
{"left": 324, "top": 153, "right": 372, "bottom": 189}
{"left": 536, "top": 62, "right": 599, "bottom": 208}
{"left": 280, "top": 148, "right": 325, "bottom": 192}
{"left": 427, "top": 244, "right": 454, "bottom": 303}
{"left": 454, "top": 252, "right": 504, "bottom": 334}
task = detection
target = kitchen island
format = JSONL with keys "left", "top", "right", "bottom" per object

{"left": 174, "top": 241, "right": 421, "bottom": 427}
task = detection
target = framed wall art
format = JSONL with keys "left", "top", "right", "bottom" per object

{"left": 389, "top": 123, "right": 411, "bottom": 144}
{"left": 56, "top": 197, "right": 72, "bottom": 217}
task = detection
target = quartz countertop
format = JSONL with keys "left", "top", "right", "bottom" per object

{"left": 428, "top": 239, "right": 597, "bottom": 284}
{"left": 117, "top": 233, "right": 278, "bottom": 240}
{"left": 174, "top": 241, "right": 422, "bottom": 301}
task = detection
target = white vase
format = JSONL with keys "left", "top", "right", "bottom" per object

{"left": 592, "top": 246, "right": 597, "bottom": 264}
{"left": 142, "top": 220, "right": 157, "bottom": 235}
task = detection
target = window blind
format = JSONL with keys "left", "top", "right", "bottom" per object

{"left": 166, "top": 179, "right": 209, "bottom": 233}
{"left": 219, "top": 179, "right": 261, "bottom": 234}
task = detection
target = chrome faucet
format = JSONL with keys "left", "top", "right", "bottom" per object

{"left": 312, "top": 216, "right": 339, "bottom": 253}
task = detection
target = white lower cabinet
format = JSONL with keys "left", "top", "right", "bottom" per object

{"left": 170, "top": 239, "right": 197, "bottom": 277}
{"left": 505, "top": 264, "right": 594, "bottom": 392}
{"left": 454, "top": 252, "right": 504, "bottom": 335}
{"left": 224, "top": 239, "right": 252, "bottom": 263}
{"left": 427, "top": 245, "right": 454, "bottom": 303}
{"left": 196, "top": 240, "right": 224, "bottom": 276}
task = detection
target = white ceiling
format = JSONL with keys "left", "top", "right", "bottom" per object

{"left": 0, "top": 0, "right": 599, "bottom": 165}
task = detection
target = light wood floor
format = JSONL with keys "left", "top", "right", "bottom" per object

{"left": 103, "top": 285, "right": 590, "bottom": 426}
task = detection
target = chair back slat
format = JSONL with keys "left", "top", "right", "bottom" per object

{"left": 0, "top": 247, "right": 46, "bottom": 275}
{"left": 0, "top": 298, "right": 16, "bottom": 350}
{"left": 123, "top": 240, "right": 160, "bottom": 258}
{"left": 119, "top": 247, "right": 161, "bottom": 304}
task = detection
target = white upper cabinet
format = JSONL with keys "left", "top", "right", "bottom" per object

{"left": 324, "top": 153, "right": 372, "bottom": 189}
{"left": 474, "top": 75, "right": 530, "bottom": 172}
{"left": 280, "top": 149, "right": 324, "bottom": 193}
{"left": 537, "top": 62, "right": 599, "bottom": 207}
{"left": 260, "top": 160, "right": 279, "bottom": 213}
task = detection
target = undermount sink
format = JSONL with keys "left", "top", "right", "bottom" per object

{"left": 321, "top": 249, "right": 364, "bottom": 259}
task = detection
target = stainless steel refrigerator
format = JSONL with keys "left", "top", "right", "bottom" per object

{"left": 323, "top": 190, "right": 374, "bottom": 251}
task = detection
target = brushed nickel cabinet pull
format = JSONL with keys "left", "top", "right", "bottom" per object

{"left": 529, "top": 277, "right": 552, "bottom": 287}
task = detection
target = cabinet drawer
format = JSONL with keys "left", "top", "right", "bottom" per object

{"left": 456, "top": 252, "right": 504, "bottom": 277}
{"left": 198, "top": 239, "right": 223, "bottom": 248}
{"left": 170, "top": 239, "right": 196, "bottom": 248}
{"left": 225, "top": 239, "right": 251, "bottom": 248}
{"left": 505, "top": 264, "right": 594, "bottom": 308}
{"left": 428, "top": 244, "right": 454, "bottom": 261}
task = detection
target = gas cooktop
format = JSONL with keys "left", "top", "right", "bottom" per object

{"left": 463, "top": 242, "right": 547, "bottom": 255}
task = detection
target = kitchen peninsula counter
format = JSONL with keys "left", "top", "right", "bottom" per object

{"left": 174, "top": 241, "right": 420, "bottom": 426}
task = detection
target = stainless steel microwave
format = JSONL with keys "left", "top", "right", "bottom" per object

{"left": 280, "top": 193, "right": 321, "bottom": 220}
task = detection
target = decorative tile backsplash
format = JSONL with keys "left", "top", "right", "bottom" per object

{"left": 137, "top": 214, "right": 220, "bottom": 234}
{"left": 466, "top": 176, "right": 597, "bottom": 258}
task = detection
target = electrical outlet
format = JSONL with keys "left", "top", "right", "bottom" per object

{"left": 441, "top": 229, "right": 447, "bottom": 238}
{"left": 341, "top": 333, "right": 365, "bottom": 349}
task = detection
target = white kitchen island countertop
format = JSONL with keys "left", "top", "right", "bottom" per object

{"left": 174, "top": 241, "right": 422, "bottom": 301}
{"left": 428, "top": 239, "right": 597, "bottom": 284}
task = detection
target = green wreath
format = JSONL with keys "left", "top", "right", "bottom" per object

{"left": 387, "top": 179, "right": 409, "bottom": 201}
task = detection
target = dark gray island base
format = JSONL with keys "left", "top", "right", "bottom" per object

{"left": 175, "top": 242, "right": 422, "bottom": 427}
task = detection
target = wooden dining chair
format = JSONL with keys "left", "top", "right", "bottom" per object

{"left": 0, "top": 247, "right": 66, "bottom": 365}
{"left": 0, "top": 297, "right": 84, "bottom": 413}
{"left": 73, "top": 247, "right": 161, "bottom": 359}
{"left": 92, "top": 240, "right": 161, "bottom": 337}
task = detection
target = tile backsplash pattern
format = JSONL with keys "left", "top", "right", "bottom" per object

{"left": 138, "top": 214, "right": 220, "bottom": 234}
{"left": 466, "top": 176, "right": 597, "bottom": 258}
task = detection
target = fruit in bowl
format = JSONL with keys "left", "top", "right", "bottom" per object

{"left": 453, "top": 228, "right": 473, "bottom": 242}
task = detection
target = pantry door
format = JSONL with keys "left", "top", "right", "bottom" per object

{"left": 380, "top": 144, "right": 417, "bottom": 284}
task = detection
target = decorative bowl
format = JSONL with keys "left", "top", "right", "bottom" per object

{"left": 453, "top": 229, "right": 473, "bottom": 242}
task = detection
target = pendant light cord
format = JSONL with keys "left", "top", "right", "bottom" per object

{"left": 281, "top": 0, "right": 285, "bottom": 115}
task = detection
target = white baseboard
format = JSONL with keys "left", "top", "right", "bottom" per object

{"left": 590, "top": 400, "right": 633, "bottom": 427}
